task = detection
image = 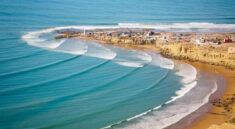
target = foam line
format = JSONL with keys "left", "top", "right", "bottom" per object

{"left": 22, "top": 23, "right": 235, "bottom": 61}
{"left": 116, "top": 61, "right": 143, "bottom": 68}
{"left": 115, "top": 50, "right": 152, "bottom": 68}
{"left": 175, "top": 63, "right": 197, "bottom": 84}
{"left": 104, "top": 82, "right": 217, "bottom": 129}
{"left": 85, "top": 42, "right": 117, "bottom": 60}
{"left": 150, "top": 53, "right": 174, "bottom": 70}
{"left": 103, "top": 63, "right": 198, "bottom": 129}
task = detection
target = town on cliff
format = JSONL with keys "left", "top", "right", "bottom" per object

{"left": 54, "top": 29, "right": 235, "bottom": 69}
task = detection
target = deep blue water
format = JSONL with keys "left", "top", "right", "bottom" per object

{"left": 0, "top": 0, "right": 234, "bottom": 129}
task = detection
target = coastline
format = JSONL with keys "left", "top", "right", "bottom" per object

{"left": 185, "top": 61, "right": 235, "bottom": 129}
{"left": 77, "top": 37, "right": 235, "bottom": 129}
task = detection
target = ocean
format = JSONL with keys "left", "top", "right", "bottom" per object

{"left": 0, "top": 0, "right": 233, "bottom": 129}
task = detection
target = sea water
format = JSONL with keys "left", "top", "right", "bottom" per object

{"left": 0, "top": 0, "right": 233, "bottom": 129}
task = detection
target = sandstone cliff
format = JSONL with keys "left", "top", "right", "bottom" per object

{"left": 156, "top": 43, "right": 235, "bottom": 70}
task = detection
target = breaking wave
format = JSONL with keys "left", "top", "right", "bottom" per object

{"left": 22, "top": 28, "right": 116, "bottom": 60}
{"left": 114, "top": 49, "right": 152, "bottom": 68}
{"left": 117, "top": 22, "right": 235, "bottom": 32}
{"left": 103, "top": 63, "right": 217, "bottom": 129}
{"left": 22, "top": 22, "right": 235, "bottom": 65}
{"left": 20, "top": 22, "right": 235, "bottom": 33}
{"left": 20, "top": 25, "right": 218, "bottom": 129}
{"left": 150, "top": 52, "right": 174, "bottom": 70}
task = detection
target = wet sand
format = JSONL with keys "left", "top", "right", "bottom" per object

{"left": 106, "top": 44, "right": 235, "bottom": 129}
{"left": 185, "top": 61, "right": 235, "bottom": 129}
{"left": 77, "top": 37, "right": 235, "bottom": 129}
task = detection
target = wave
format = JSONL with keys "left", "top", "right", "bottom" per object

{"left": 0, "top": 67, "right": 141, "bottom": 114}
{"left": 0, "top": 50, "right": 45, "bottom": 63}
{"left": 21, "top": 22, "right": 235, "bottom": 64}
{"left": 114, "top": 50, "right": 152, "bottom": 68}
{"left": 0, "top": 66, "right": 141, "bottom": 111}
{"left": 168, "top": 63, "right": 198, "bottom": 103}
{"left": 117, "top": 22, "right": 235, "bottom": 32}
{"left": 103, "top": 63, "right": 199, "bottom": 129}
{"left": 22, "top": 28, "right": 117, "bottom": 60}
{"left": 175, "top": 63, "right": 197, "bottom": 84}
{"left": 150, "top": 52, "right": 174, "bottom": 70}
{"left": 0, "top": 55, "right": 81, "bottom": 78}
{"left": 107, "top": 82, "right": 217, "bottom": 129}
{"left": 0, "top": 60, "right": 110, "bottom": 96}
{"left": 54, "top": 39, "right": 88, "bottom": 55}
{"left": 24, "top": 66, "right": 172, "bottom": 129}
{"left": 116, "top": 61, "right": 143, "bottom": 68}
{"left": 85, "top": 41, "right": 116, "bottom": 60}
{"left": 17, "top": 23, "right": 235, "bottom": 35}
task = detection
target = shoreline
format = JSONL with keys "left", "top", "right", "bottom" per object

{"left": 165, "top": 72, "right": 225, "bottom": 129}
{"left": 185, "top": 61, "right": 235, "bottom": 129}
{"left": 77, "top": 37, "right": 235, "bottom": 129}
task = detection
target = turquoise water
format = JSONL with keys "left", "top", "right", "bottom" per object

{"left": 0, "top": 0, "right": 233, "bottom": 129}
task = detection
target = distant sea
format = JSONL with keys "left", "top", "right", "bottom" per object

{"left": 0, "top": 0, "right": 234, "bottom": 129}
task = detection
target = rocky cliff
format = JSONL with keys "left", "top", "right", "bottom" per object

{"left": 156, "top": 43, "right": 235, "bottom": 70}
{"left": 55, "top": 33, "right": 235, "bottom": 70}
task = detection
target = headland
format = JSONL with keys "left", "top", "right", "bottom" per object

{"left": 54, "top": 28, "right": 235, "bottom": 129}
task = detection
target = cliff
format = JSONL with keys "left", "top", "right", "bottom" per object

{"left": 79, "top": 36, "right": 235, "bottom": 70}
{"left": 54, "top": 32, "right": 235, "bottom": 70}
{"left": 156, "top": 43, "right": 235, "bottom": 70}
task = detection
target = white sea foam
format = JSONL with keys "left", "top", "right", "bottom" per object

{"left": 118, "top": 22, "right": 235, "bottom": 32}
{"left": 85, "top": 42, "right": 117, "bottom": 60}
{"left": 22, "top": 27, "right": 118, "bottom": 59}
{"left": 21, "top": 24, "right": 226, "bottom": 129}
{"left": 175, "top": 63, "right": 197, "bottom": 84}
{"left": 103, "top": 63, "right": 210, "bottom": 129}
{"left": 116, "top": 61, "right": 143, "bottom": 68}
{"left": 52, "top": 23, "right": 235, "bottom": 32}
{"left": 167, "top": 63, "right": 197, "bottom": 103}
{"left": 120, "top": 83, "right": 217, "bottom": 129}
{"left": 104, "top": 82, "right": 217, "bottom": 129}
{"left": 135, "top": 52, "right": 153, "bottom": 63}
{"left": 54, "top": 39, "right": 88, "bottom": 55}
{"left": 150, "top": 53, "right": 174, "bottom": 70}
{"left": 114, "top": 50, "right": 152, "bottom": 68}
{"left": 22, "top": 22, "right": 235, "bottom": 54}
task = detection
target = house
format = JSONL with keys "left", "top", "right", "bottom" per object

{"left": 86, "top": 32, "right": 94, "bottom": 37}
{"left": 195, "top": 38, "right": 205, "bottom": 44}
{"left": 224, "top": 39, "right": 233, "bottom": 43}
{"left": 146, "top": 31, "right": 154, "bottom": 37}
{"left": 183, "top": 39, "right": 190, "bottom": 43}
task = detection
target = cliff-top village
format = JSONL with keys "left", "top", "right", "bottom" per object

{"left": 55, "top": 29, "right": 235, "bottom": 45}
{"left": 54, "top": 29, "right": 235, "bottom": 70}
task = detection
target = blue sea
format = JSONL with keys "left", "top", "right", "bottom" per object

{"left": 0, "top": 0, "right": 233, "bottom": 129}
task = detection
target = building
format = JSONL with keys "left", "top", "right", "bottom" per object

{"left": 195, "top": 38, "right": 205, "bottom": 44}
{"left": 224, "top": 39, "right": 233, "bottom": 43}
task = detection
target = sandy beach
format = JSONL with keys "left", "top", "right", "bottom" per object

{"left": 114, "top": 45, "right": 235, "bottom": 129}
{"left": 112, "top": 44, "right": 235, "bottom": 129}
{"left": 54, "top": 30, "right": 235, "bottom": 128}
{"left": 187, "top": 61, "right": 235, "bottom": 129}
{"left": 83, "top": 39, "right": 235, "bottom": 128}
{"left": 2, "top": 0, "right": 235, "bottom": 128}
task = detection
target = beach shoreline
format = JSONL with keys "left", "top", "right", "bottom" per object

{"left": 78, "top": 37, "right": 235, "bottom": 129}
{"left": 51, "top": 28, "right": 235, "bottom": 128}
{"left": 185, "top": 61, "right": 235, "bottom": 129}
